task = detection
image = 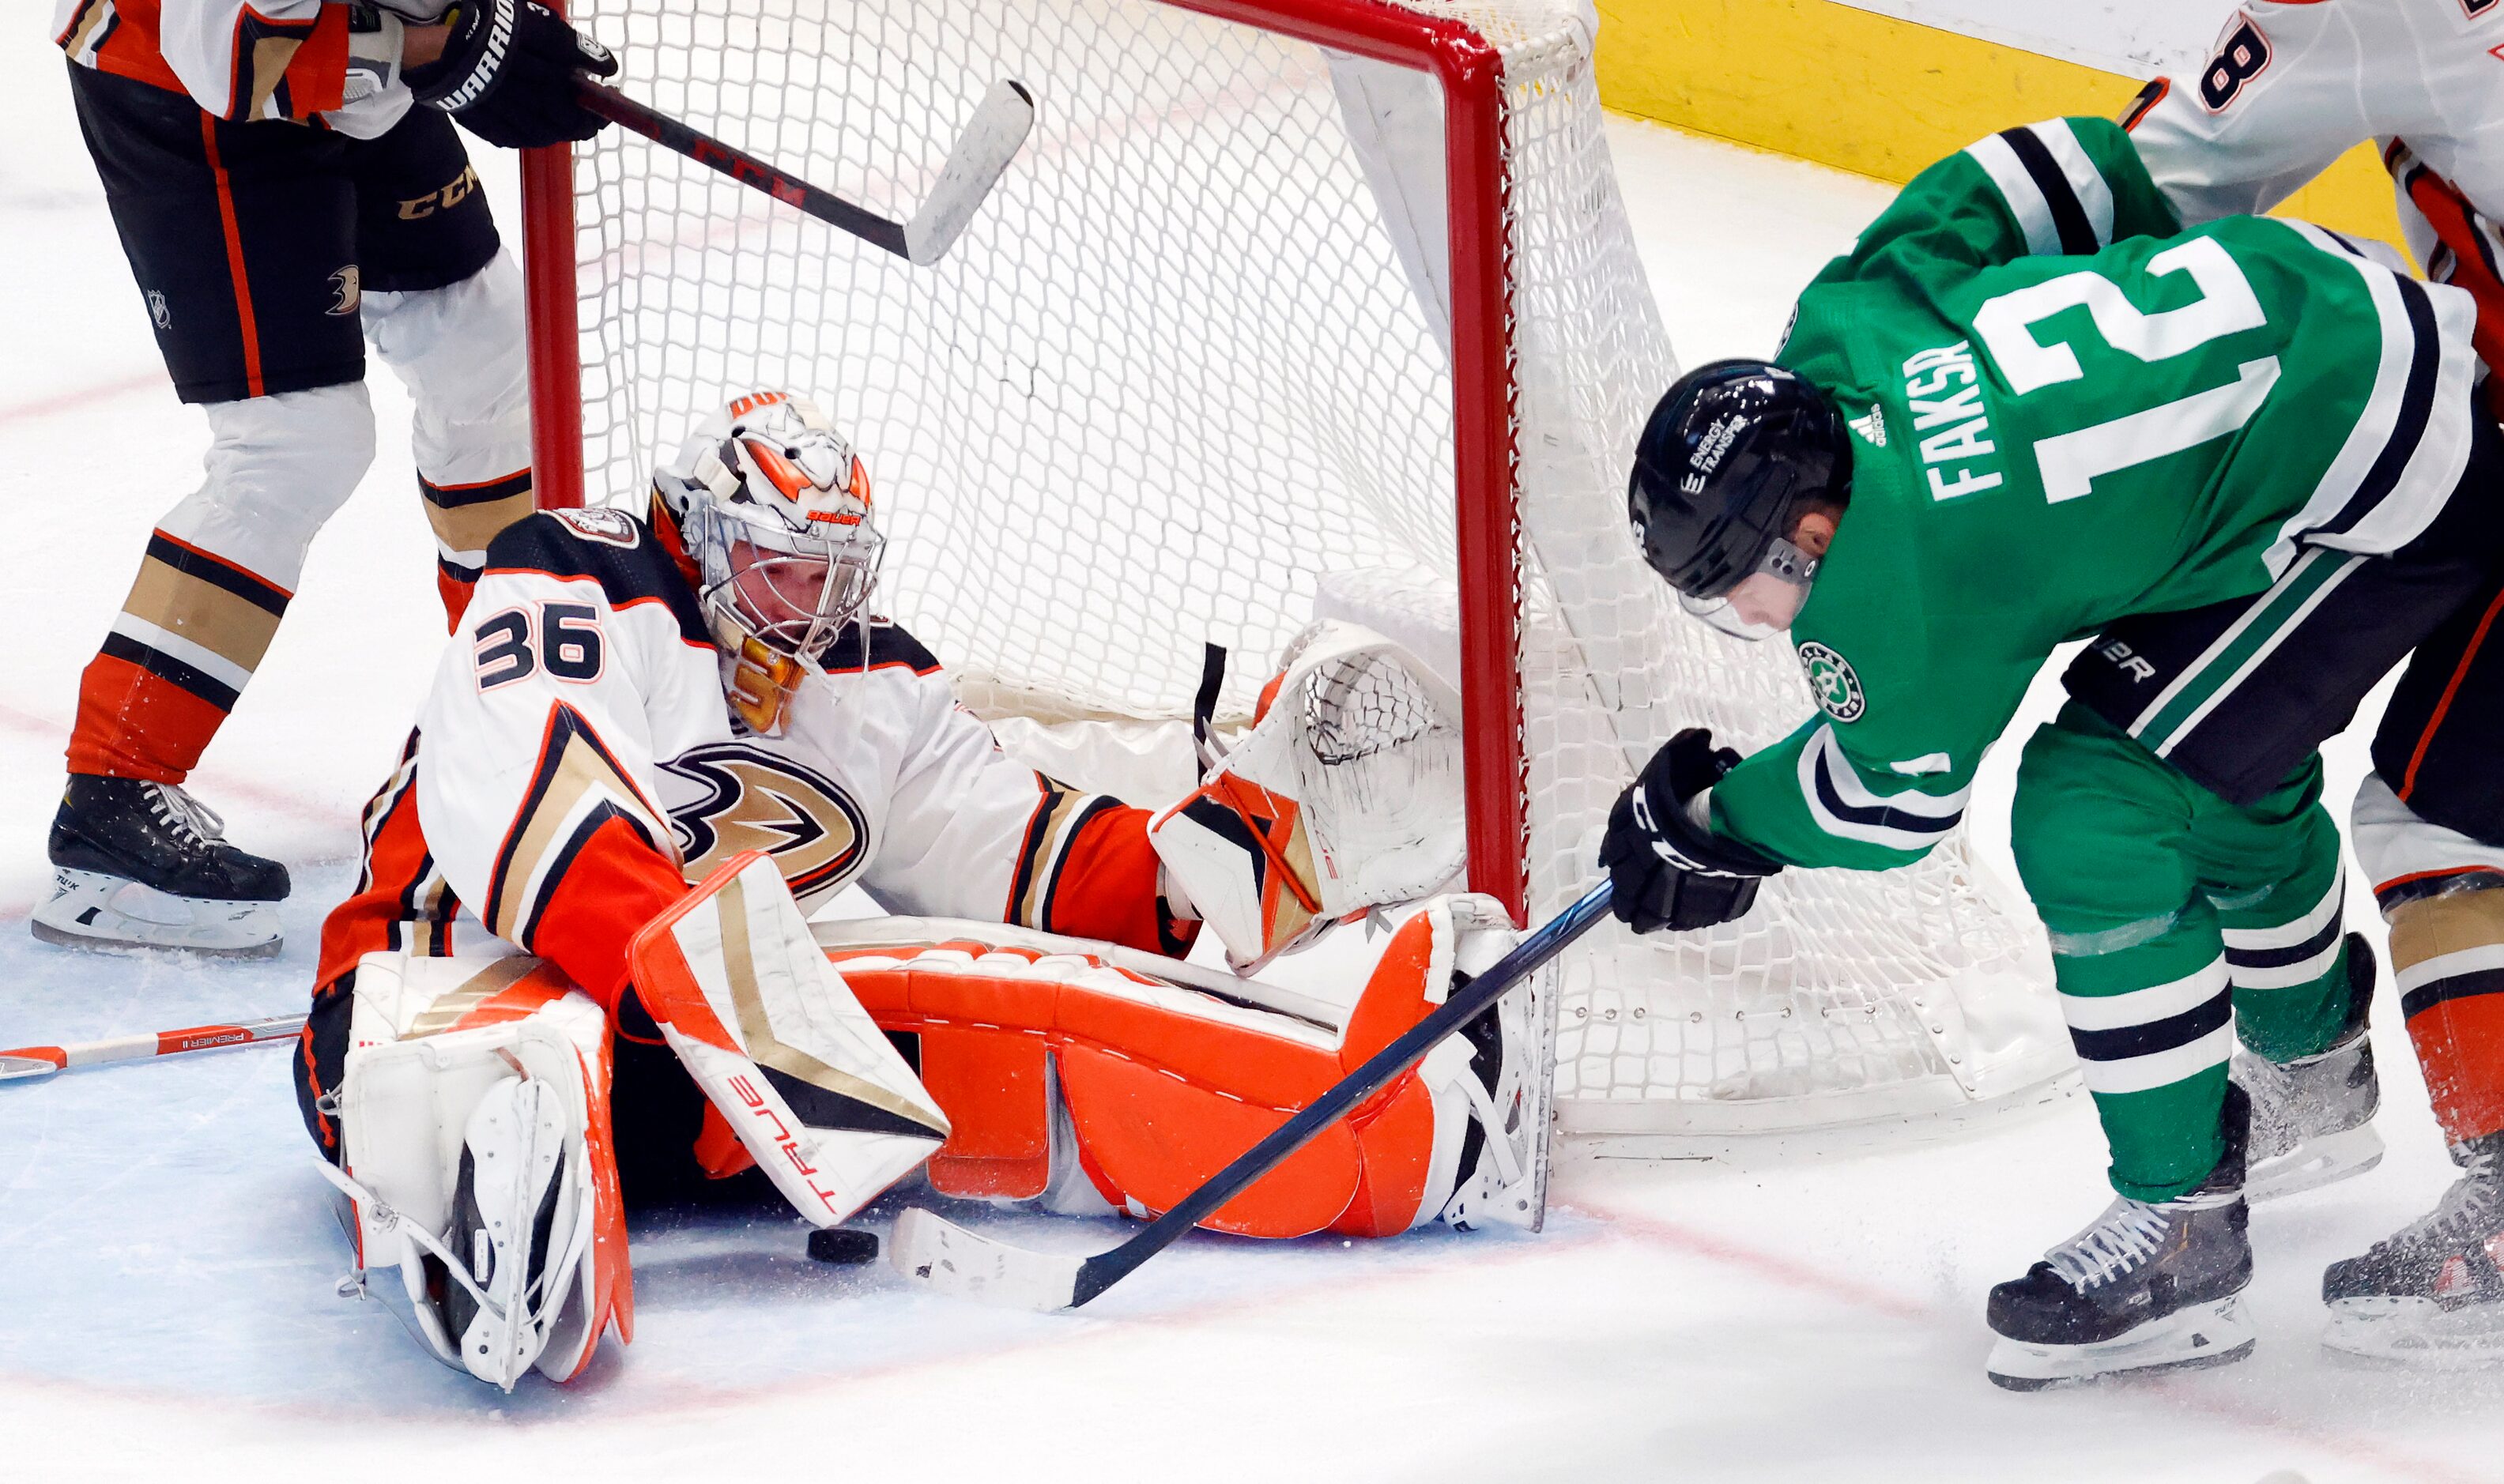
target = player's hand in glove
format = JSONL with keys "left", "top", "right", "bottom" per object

{"left": 1600, "top": 728, "right": 1782, "bottom": 933}
{"left": 405, "top": 0, "right": 618, "bottom": 149}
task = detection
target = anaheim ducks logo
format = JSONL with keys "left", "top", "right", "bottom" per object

{"left": 661, "top": 743, "right": 868, "bottom": 901}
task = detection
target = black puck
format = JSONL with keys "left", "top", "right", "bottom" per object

{"left": 808, "top": 1226, "right": 881, "bottom": 1265}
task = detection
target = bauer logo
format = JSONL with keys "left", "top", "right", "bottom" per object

{"left": 1797, "top": 642, "right": 1864, "bottom": 722}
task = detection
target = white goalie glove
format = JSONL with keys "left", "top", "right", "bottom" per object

{"left": 319, "top": 955, "right": 629, "bottom": 1392}
{"left": 1149, "top": 620, "right": 1469, "bottom": 972}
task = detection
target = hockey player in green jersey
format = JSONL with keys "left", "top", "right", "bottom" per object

{"left": 1600, "top": 115, "right": 2504, "bottom": 1388}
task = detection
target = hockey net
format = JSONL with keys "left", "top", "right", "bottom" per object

{"left": 522, "top": 0, "right": 2071, "bottom": 1148}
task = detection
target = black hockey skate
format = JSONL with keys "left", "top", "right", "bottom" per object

{"left": 32, "top": 774, "right": 289, "bottom": 958}
{"left": 2236, "top": 933, "right": 2383, "bottom": 1201}
{"left": 2321, "top": 1132, "right": 2504, "bottom": 1368}
{"left": 1985, "top": 1085, "right": 2256, "bottom": 1390}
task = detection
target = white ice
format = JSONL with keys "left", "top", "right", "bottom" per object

{"left": 2, "top": 41, "right": 2500, "bottom": 1483}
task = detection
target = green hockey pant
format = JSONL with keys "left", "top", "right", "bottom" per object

{"left": 2012, "top": 702, "right": 2353, "bottom": 1203}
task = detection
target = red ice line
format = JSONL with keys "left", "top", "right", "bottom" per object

{"left": 0, "top": 371, "right": 168, "bottom": 427}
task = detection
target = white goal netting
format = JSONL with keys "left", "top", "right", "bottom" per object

{"left": 541, "top": 0, "right": 2071, "bottom": 1145}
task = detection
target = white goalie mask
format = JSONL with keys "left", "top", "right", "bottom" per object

{"left": 653, "top": 391, "right": 884, "bottom": 733}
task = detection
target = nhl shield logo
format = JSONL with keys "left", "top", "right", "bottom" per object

{"left": 1797, "top": 641, "right": 1865, "bottom": 722}
{"left": 146, "top": 290, "right": 171, "bottom": 330}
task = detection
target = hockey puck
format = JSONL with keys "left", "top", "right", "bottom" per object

{"left": 808, "top": 1226, "right": 881, "bottom": 1265}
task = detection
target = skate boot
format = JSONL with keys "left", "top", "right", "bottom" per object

{"left": 32, "top": 774, "right": 289, "bottom": 958}
{"left": 2234, "top": 932, "right": 2383, "bottom": 1201}
{"left": 1435, "top": 943, "right": 1556, "bottom": 1234}
{"left": 2321, "top": 1132, "right": 2504, "bottom": 1368}
{"left": 1985, "top": 1085, "right": 2257, "bottom": 1390}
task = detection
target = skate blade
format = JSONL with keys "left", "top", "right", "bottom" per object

{"left": 2324, "top": 1298, "right": 2504, "bottom": 1369}
{"left": 1986, "top": 1294, "right": 2255, "bottom": 1391}
{"left": 30, "top": 869, "right": 283, "bottom": 959}
{"left": 2246, "top": 1124, "right": 2385, "bottom": 1203}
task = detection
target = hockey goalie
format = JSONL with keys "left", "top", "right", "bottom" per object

{"left": 292, "top": 390, "right": 1543, "bottom": 1388}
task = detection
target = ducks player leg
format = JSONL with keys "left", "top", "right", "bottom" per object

{"left": 2331, "top": 777, "right": 2504, "bottom": 1364}
{"left": 43, "top": 68, "right": 392, "bottom": 955}
{"left": 352, "top": 113, "right": 534, "bottom": 629}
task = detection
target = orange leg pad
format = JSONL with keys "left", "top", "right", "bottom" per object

{"left": 830, "top": 939, "right": 1440, "bottom": 1237}
{"left": 919, "top": 1027, "right": 1054, "bottom": 1200}
{"left": 1059, "top": 1043, "right": 1361, "bottom": 1237}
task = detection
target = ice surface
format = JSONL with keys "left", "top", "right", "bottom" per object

{"left": 2, "top": 42, "right": 2500, "bottom": 1482}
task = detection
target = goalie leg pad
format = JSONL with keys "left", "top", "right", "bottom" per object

{"left": 326, "top": 951, "right": 630, "bottom": 1389}
{"left": 627, "top": 853, "right": 951, "bottom": 1227}
{"left": 823, "top": 895, "right": 1531, "bottom": 1238}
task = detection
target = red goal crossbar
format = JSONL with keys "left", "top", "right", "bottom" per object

{"left": 515, "top": 0, "right": 1530, "bottom": 922}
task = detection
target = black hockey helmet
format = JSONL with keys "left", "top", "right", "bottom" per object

{"left": 1628, "top": 359, "right": 1851, "bottom": 601}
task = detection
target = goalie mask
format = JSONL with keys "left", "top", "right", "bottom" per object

{"left": 652, "top": 391, "right": 884, "bottom": 733}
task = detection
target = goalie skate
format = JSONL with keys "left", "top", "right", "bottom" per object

{"left": 1433, "top": 906, "right": 1558, "bottom": 1232}
{"left": 32, "top": 776, "right": 286, "bottom": 957}
{"left": 2321, "top": 1133, "right": 2504, "bottom": 1368}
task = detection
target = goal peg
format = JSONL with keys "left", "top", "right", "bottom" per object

{"left": 575, "top": 76, "right": 1035, "bottom": 266}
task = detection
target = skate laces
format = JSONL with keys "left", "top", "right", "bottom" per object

{"left": 2395, "top": 1140, "right": 2504, "bottom": 1249}
{"left": 2045, "top": 1198, "right": 2173, "bottom": 1289}
{"left": 145, "top": 783, "right": 227, "bottom": 847}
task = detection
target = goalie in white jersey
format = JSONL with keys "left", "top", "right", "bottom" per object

{"left": 2118, "top": 0, "right": 2504, "bottom": 1365}
{"left": 291, "top": 390, "right": 1544, "bottom": 1389}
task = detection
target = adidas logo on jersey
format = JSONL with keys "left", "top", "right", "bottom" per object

{"left": 1848, "top": 406, "right": 1887, "bottom": 447}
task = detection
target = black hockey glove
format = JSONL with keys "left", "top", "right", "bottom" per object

{"left": 405, "top": 0, "right": 617, "bottom": 150}
{"left": 1599, "top": 728, "right": 1782, "bottom": 935}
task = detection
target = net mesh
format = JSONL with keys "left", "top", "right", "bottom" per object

{"left": 556, "top": 0, "right": 2064, "bottom": 1141}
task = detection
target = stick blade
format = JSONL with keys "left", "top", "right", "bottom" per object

{"left": 888, "top": 1207, "right": 1084, "bottom": 1313}
{"left": 0, "top": 1051, "right": 66, "bottom": 1083}
{"left": 903, "top": 79, "right": 1035, "bottom": 265}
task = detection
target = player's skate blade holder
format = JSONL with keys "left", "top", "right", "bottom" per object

{"left": 30, "top": 869, "right": 282, "bottom": 959}
{"left": 2247, "top": 1124, "right": 2385, "bottom": 1203}
{"left": 1985, "top": 1296, "right": 2255, "bottom": 1391}
{"left": 2323, "top": 1298, "right": 2504, "bottom": 1368}
{"left": 574, "top": 76, "right": 1034, "bottom": 266}
{"left": 888, "top": 881, "right": 1612, "bottom": 1313}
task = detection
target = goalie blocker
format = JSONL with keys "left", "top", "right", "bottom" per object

{"left": 301, "top": 855, "right": 1548, "bottom": 1386}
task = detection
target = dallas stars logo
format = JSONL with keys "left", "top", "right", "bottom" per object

{"left": 1796, "top": 641, "right": 1865, "bottom": 722}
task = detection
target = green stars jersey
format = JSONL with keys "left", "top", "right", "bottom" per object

{"left": 1706, "top": 117, "right": 2480, "bottom": 872}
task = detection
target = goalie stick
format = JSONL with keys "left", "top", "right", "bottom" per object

{"left": 575, "top": 77, "right": 1035, "bottom": 266}
{"left": 0, "top": 1013, "right": 306, "bottom": 1083}
{"left": 889, "top": 879, "right": 1616, "bottom": 1312}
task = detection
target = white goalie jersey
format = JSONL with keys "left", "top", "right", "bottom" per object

{"left": 314, "top": 505, "right": 1190, "bottom": 1011}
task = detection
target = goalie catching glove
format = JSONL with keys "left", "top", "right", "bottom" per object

{"left": 1601, "top": 728, "right": 1782, "bottom": 934}
{"left": 1147, "top": 621, "right": 1469, "bottom": 973}
{"left": 405, "top": 0, "right": 617, "bottom": 149}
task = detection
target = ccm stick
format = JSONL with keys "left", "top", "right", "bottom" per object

{"left": 576, "top": 76, "right": 1034, "bottom": 266}
{"left": 890, "top": 879, "right": 1617, "bottom": 1312}
{"left": 0, "top": 1014, "right": 306, "bottom": 1083}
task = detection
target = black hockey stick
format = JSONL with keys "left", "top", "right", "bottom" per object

{"left": 575, "top": 77, "right": 1034, "bottom": 266}
{"left": 888, "top": 879, "right": 1616, "bottom": 1312}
